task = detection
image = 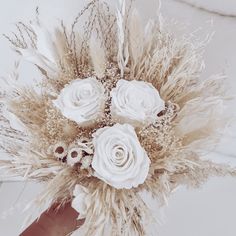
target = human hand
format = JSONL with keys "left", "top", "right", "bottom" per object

{"left": 20, "top": 202, "right": 85, "bottom": 236}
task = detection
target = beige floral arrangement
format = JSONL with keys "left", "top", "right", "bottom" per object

{"left": 0, "top": 0, "right": 235, "bottom": 235}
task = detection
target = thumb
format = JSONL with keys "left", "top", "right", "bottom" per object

{"left": 20, "top": 202, "right": 85, "bottom": 236}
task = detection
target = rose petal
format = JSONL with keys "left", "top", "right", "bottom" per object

{"left": 92, "top": 123, "right": 150, "bottom": 189}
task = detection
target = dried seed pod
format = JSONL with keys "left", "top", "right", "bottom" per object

{"left": 80, "top": 147, "right": 93, "bottom": 155}
{"left": 81, "top": 155, "right": 92, "bottom": 169}
{"left": 53, "top": 142, "right": 68, "bottom": 159}
{"left": 80, "top": 137, "right": 90, "bottom": 143}
{"left": 77, "top": 138, "right": 94, "bottom": 155}
{"left": 77, "top": 137, "right": 90, "bottom": 147}
{"left": 67, "top": 147, "right": 82, "bottom": 166}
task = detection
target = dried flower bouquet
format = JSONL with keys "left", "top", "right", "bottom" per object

{"left": 0, "top": 0, "right": 235, "bottom": 235}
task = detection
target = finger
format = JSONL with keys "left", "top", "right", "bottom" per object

{"left": 20, "top": 202, "right": 85, "bottom": 236}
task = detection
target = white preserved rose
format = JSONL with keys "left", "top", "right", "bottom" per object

{"left": 111, "top": 79, "right": 165, "bottom": 126}
{"left": 53, "top": 77, "right": 105, "bottom": 126}
{"left": 72, "top": 185, "right": 91, "bottom": 219}
{"left": 92, "top": 123, "right": 150, "bottom": 189}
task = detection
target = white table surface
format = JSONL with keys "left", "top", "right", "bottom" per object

{"left": 0, "top": 0, "right": 236, "bottom": 235}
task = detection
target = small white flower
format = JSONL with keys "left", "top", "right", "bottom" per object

{"left": 67, "top": 147, "right": 82, "bottom": 166}
{"left": 77, "top": 138, "right": 94, "bottom": 155}
{"left": 111, "top": 79, "right": 165, "bottom": 126}
{"left": 92, "top": 123, "right": 150, "bottom": 189}
{"left": 72, "top": 185, "right": 91, "bottom": 219}
{"left": 52, "top": 141, "right": 68, "bottom": 160}
{"left": 53, "top": 77, "right": 105, "bottom": 126}
{"left": 81, "top": 156, "right": 92, "bottom": 169}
